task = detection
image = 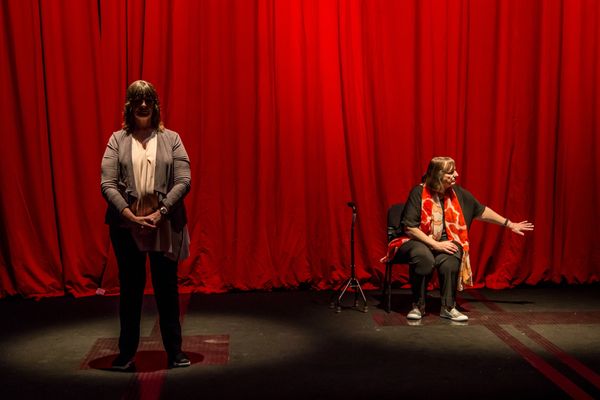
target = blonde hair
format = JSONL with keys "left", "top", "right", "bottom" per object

{"left": 423, "top": 157, "right": 455, "bottom": 192}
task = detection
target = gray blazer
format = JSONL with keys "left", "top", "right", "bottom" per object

{"left": 101, "top": 128, "right": 191, "bottom": 259}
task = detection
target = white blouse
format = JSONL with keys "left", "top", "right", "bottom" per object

{"left": 131, "top": 132, "right": 158, "bottom": 213}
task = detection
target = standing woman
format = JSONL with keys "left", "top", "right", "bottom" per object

{"left": 101, "top": 80, "right": 191, "bottom": 370}
{"left": 383, "top": 157, "right": 533, "bottom": 322}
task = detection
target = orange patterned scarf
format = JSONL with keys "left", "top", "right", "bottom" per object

{"left": 381, "top": 184, "right": 473, "bottom": 290}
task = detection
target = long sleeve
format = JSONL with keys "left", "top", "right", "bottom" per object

{"left": 161, "top": 133, "right": 191, "bottom": 211}
{"left": 101, "top": 133, "right": 129, "bottom": 213}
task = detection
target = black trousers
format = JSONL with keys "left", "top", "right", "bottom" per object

{"left": 110, "top": 227, "right": 183, "bottom": 359}
{"left": 397, "top": 240, "right": 463, "bottom": 307}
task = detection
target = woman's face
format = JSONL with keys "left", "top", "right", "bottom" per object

{"left": 132, "top": 97, "right": 154, "bottom": 127}
{"left": 441, "top": 167, "right": 458, "bottom": 191}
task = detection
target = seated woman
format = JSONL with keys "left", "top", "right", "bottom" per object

{"left": 383, "top": 157, "right": 533, "bottom": 322}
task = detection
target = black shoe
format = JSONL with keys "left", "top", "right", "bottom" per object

{"left": 168, "top": 352, "right": 191, "bottom": 368}
{"left": 111, "top": 354, "right": 135, "bottom": 371}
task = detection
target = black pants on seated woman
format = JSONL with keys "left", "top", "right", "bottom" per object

{"left": 398, "top": 240, "right": 463, "bottom": 318}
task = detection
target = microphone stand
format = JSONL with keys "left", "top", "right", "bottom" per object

{"left": 331, "top": 202, "right": 368, "bottom": 313}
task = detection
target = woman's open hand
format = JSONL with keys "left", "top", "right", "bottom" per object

{"left": 432, "top": 240, "right": 459, "bottom": 255}
{"left": 508, "top": 220, "right": 534, "bottom": 236}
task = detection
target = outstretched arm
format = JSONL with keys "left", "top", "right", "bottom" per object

{"left": 476, "top": 207, "right": 534, "bottom": 236}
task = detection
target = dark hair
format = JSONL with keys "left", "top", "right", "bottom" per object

{"left": 122, "top": 80, "right": 164, "bottom": 133}
{"left": 423, "top": 156, "right": 455, "bottom": 193}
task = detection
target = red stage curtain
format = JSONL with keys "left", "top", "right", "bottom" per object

{"left": 0, "top": 0, "right": 598, "bottom": 298}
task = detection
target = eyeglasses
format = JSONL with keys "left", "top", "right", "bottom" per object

{"left": 130, "top": 97, "right": 156, "bottom": 107}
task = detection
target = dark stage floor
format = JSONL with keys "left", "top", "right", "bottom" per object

{"left": 0, "top": 284, "right": 599, "bottom": 399}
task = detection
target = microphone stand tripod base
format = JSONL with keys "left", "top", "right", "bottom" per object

{"left": 330, "top": 203, "right": 367, "bottom": 312}
{"left": 330, "top": 275, "right": 368, "bottom": 313}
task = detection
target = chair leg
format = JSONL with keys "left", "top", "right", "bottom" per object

{"left": 381, "top": 265, "right": 387, "bottom": 311}
{"left": 385, "top": 263, "right": 392, "bottom": 313}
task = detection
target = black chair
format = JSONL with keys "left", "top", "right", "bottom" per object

{"left": 382, "top": 203, "right": 406, "bottom": 313}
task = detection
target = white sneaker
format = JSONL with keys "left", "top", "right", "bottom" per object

{"left": 407, "top": 304, "right": 424, "bottom": 320}
{"left": 440, "top": 307, "right": 468, "bottom": 322}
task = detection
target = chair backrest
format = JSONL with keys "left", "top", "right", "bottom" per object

{"left": 387, "top": 203, "right": 405, "bottom": 242}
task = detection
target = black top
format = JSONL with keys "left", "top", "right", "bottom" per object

{"left": 401, "top": 184, "right": 485, "bottom": 232}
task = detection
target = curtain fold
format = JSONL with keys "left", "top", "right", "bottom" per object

{"left": 0, "top": 0, "right": 598, "bottom": 298}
